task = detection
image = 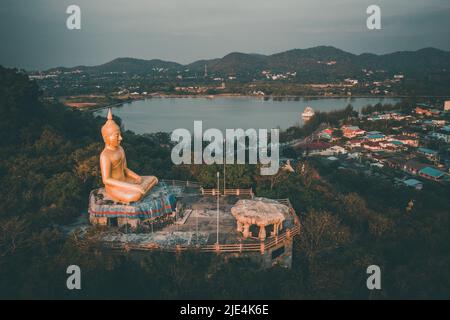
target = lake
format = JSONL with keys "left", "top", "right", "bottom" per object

{"left": 95, "top": 97, "right": 400, "bottom": 134}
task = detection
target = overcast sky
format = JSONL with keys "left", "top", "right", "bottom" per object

{"left": 1, "top": 0, "right": 449, "bottom": 70}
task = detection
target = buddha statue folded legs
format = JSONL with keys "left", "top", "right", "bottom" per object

{"left": 105, "top": 176, "right": 159, "bottom": 203}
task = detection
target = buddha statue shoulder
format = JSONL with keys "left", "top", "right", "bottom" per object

{"left": 100, "top": 109, "right": 158, "bottom": 203}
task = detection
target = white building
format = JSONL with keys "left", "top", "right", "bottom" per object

{"left": 445, "top": 101, "right": 450, "bottom": 111}
{"left": 344, "top": 79, "right": 359, "bottom": 85}
{"left": 302, "top": 106, "right": 315, "bottom": 122}
{"left": 319, "top": 145, "right": 348, "bottom": 156}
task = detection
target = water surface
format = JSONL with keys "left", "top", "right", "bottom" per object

{"left": 95, "top": 97, "right": 399, "bottom": 134}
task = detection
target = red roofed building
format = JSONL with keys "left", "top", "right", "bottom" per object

{"left": 347, "top": 139, "right": 363, "bottom": 148}
{"left": 362, "top": 141, "right": 383, "bottom": 151}
{"left": 342, "top": 125, "right": 366, "bottom": 138}
{"left": 390, "top": 135, "right": 419, "bottom": 147}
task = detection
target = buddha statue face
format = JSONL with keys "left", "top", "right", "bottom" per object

{"left": 104, "top": 129, "right": 122, "bottom": 148}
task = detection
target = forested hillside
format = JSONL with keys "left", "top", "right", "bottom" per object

{"left": 0, "top": 67, "right": 448, "bottom": 299}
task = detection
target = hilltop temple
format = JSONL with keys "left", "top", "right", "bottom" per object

{"left": 87, "top": 109, "right": 300, "bottom": 269}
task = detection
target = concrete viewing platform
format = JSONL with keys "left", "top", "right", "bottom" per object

{"left": 84, "top": 180, "right": 300, "bottom": 268}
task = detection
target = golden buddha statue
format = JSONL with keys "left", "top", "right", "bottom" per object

{"left": 100, "top": 109, "right": 158, "bottom": 203}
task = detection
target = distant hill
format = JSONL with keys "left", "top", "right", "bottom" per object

{"left": 48, "top": 57, "right": 182, "bottom": 74}
{"left": 46, "top": 46, "right": 450, "bottom": 78}
{"left": 188, "top": 52, "right": 268, "bottom": 74}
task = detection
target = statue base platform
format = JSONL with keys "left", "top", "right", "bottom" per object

{"left": 88, "top": 182, "right": 177, "bottom": 228}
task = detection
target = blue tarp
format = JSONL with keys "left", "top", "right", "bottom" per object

{"left": 89, "top": 182, "right": 177, "bottom": 219}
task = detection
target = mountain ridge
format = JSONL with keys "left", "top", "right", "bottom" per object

{"left": 45, "top": 46, "right": 450, "bottom": 77}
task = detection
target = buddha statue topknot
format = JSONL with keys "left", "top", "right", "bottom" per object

{"left": 100, "top": 108, "right": 158, "bottom": 203}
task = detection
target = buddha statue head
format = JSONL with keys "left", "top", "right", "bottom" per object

{"left": 101, "top": 108, "right": 122, "bottom": 148}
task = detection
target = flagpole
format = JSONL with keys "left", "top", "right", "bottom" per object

{"left": 224, "top": 164, "right": 226, "bottom": 192}
{"left": 223, "top": 138, "right": 226, "bottom": 193}
{"left": 216, "top": 171, "right": 220, "bottom": 245}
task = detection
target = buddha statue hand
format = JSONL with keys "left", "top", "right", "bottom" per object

{"left": 141, "top": 176, "right": 158, "bottom": 193}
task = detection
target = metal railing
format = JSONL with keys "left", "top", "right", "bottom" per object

{"left": 161, "top": 179, "right": 201, "bottom": 188}
{"left": 99, "top": 185, "right": 300, "bottom": 255}
{"left": 201, "top": 188, "right": 254, "bottom": 196}
{"left": 108, "top": 224, "right": 300, "bottom": 255}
